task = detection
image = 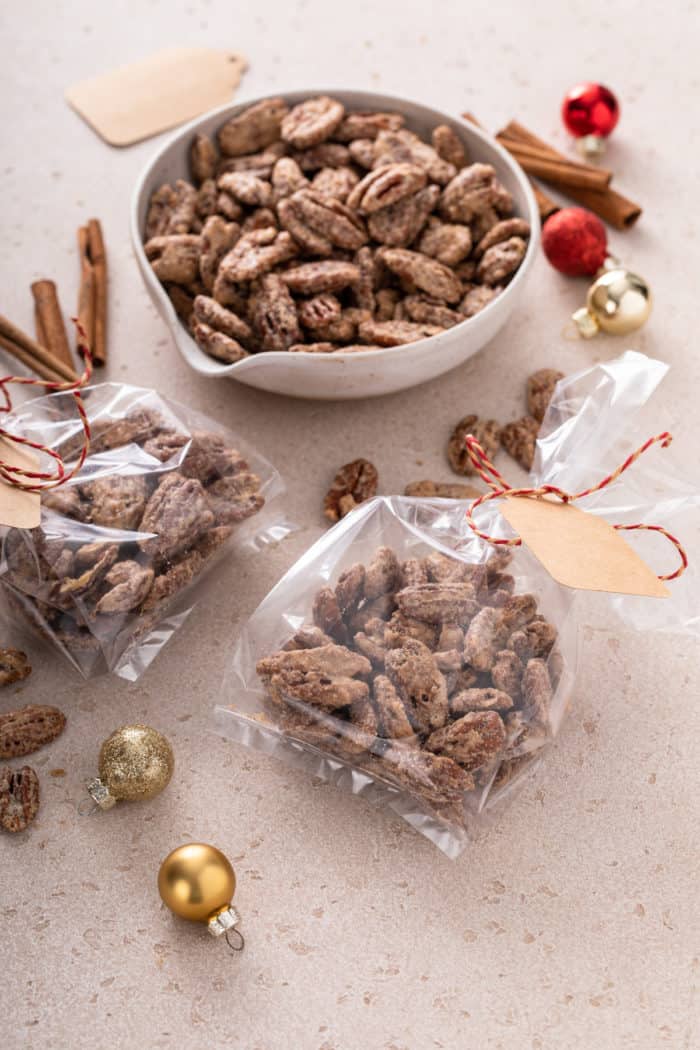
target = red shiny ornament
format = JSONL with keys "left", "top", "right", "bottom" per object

{"left": 562, "top": 82, "right": 620, "bottom": 139}
{"left": 542, "top": 207, "right": 608, "bottom": 277}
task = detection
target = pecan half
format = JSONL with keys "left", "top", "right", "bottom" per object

{"left": 367, "top": 185, "right": 440, "bottom": 247}
{"left": 459, "top": 285, "right": 501, "bottom": 318}
{"left": 281, "top": 260, "right": 361, "bottom": 294}
{"left": 218, "top": 171, "right": 273, "bottom": 208}
{"left": 447, "top": 415, "right": 501, "bottom": 476}
{"left": 357, "top": 319, "right": 443, "bottom": 347}
{"left": 190, "top": 133, "right": 217, "bottom": 183}
{"left": 347, "top": 163, "right": 427, "bottom": 214}
{"left": 192, "top": 322, "right": 249, "bottom": 363}
{"left": 0, "top": 649, "right": 32, "bottom": 689}
{"left": 425, "top": 710, "right": 505, "bottom": 771}
{"left": 0, "top": 765, "right": 40, "bottom": 832}
{"left": 500, "top": 416, "right": 540, "bottom": 471}
{"left": 431, "top": 124, "right": 468, "bottom": 169}
{"left": 219, "top": 228, "right": 297, "bottom": 283}
{"left": 281, "top": 96, "right": 345, "bottom": 149}
{"left": 0, "top": 704, "right": 64, "bottom": 758}
{"left": 193, "top": 295, "right": 253, "bottom": 345}
{"left": 380, "top": 248, "right": 462, "bottom": 303}
{"left": 250, "top": 273, "right": 302, "bottom": 351}
{"left": 323, "top": 459, "right": 378, "bottom": 522}
{"left": 334, "top": 112, "right": 405, "bottom": 141}
{"left": 527, "top": 368, "right": 564, "bottom": 423}
{"left": 418, "top": 217, "right": 472, "bottom": 267}
{"left": 218, "top": 97, "right": 289, "bottom": 156}
{"left": 477, "top": 236, "right": 528, "bottom": 286}
{"left": 385, "top": 638, "right": 449, "bottom": 734}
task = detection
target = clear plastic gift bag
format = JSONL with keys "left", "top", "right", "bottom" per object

{"left": 0, "top": 382, "right": 289, "bottom": 680}
{"left": 217, "top": 352, "right": 698, "bottom": 857}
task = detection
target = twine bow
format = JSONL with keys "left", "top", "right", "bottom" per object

{"left": 464, "top": 431, "right": 688, "bottom": 582}
{"left": 0, "top": 319, "right": 93, "bottom": 493}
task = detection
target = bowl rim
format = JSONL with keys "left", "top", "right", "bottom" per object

{"left": 130, "top": 88, "right": 540, "bottom": 375}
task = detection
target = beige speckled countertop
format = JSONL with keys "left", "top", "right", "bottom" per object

{"left": 1, "top": 3, "right": 699, "bottom": 1047}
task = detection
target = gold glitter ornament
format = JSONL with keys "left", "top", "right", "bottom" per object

{"left": 158, "top": 842, "right": 244, "bottom": 950}
{"left": 86, "top": 724, "right": 174, "bottom": 811}
{"left": 572, "top": 267, "right": 652, "bottom": 338}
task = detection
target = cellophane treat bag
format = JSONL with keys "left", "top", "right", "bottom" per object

{"left": 0, "top": 383, "right": 289, "bottom": 680}
{"left": 218, "top": 352, "right": 697, "bottom": 856}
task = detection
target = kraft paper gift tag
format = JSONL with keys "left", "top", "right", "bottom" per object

{"left": 65, "top": 47, "right": 247, "bottom": 147}
{"left": 500, "top": 495, "right": 669, "bottom": 598}
{"left": 0, "top": 437, "right": 41, "bottom": 529}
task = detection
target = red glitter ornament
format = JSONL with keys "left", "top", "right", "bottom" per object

{"left": 542, "top": 207, "right": 608, "bottom": 276}
{"left": 562, "top": 82, "right": 620, "bottom": 139}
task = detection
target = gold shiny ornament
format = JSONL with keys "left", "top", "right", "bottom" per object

{"left": 86, "top": 724, "right": 174, "bottom": 811}
{"left": 158, "top": 843, "right": 244, "bottom": 950}
{"left": 573, "top": 267, "right": 652, "bottom": 339}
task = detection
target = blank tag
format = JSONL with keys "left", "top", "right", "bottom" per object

{"left": 500, "top": 495, "right": 669, "bottom": 598}
{"left": 0, "top": 437, "right": 41, "bottom": 529}
{"left": 66, "top": 47, "right": 248, "bottom": 147}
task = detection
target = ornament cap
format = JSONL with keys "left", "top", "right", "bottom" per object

{"left": 208, "top": 904, "right": 241, "bottom": 938}
{"left": 86, "top": 776, "right": 117, "bottom": 811}
{"left": 576, "top": 134, "right": 606, "bottom": 160}
{"left": 572, "top": 307, "right": 600, "bottom": 339}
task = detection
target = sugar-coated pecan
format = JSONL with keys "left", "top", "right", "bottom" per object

{"left": 217, "top": 142, "right": 287, "bottom": 180}
{"left": 313, "top": 587, "right": 347, "bottom": 641}
{"left": 281, "top": 96, "right": 345, "bottom": 149}
{"left": 348, "top": 138, "right": 376, "bottom": 169}
{"left": 403, "top": 295, "right": 464, "bottom": 329}
{"left": 286, "top": 190, "right": 368, "bottom": 250}
{"left": 357, "top": 319, "right": 443, "bottom": 347}
{"left": 380, "top": 248, "right": 462, "bottom": 303}
{"left": 139, "top": 472, "right": 214, "bottom": 561}
{"left": 145, "top": 234, "right": 201, "bottom": 285}
{"left": 165, "top": 283, "right": 195, "bottom": 324}
{"left": 281, "top": 260, "right": 361, "bottom": 295}
{"left": 334, "top": 563, "right": 366, "bottom": 616}
{"left": 249, "top": 273, "right": 301, "bottom": 351}
{"left": 218, "top": 97, "right": 289, "bottom": 156}
{"left": 196, "top": 178, "right": 217, "bottom": 219}
{"left": 288, "top": 342, "right": 336, "bottom": 353}
{"left": 216, "top": 190, "right": 244, "bottom": 221}
{"left": 463, "top": 606, "right": 504, "bottom": 672}
{"left": 475, "top": 217, "right": 531, "bottom": 257}
{"left": 297, "top": 293, "right": 342, "bottom": 330}
{"left": 334, "top": 111, "right": 405, "bottom": 141}
{"left": 385, "top": 638, "right": 449, "bottom": 734}
{"left": 166, "top": 180, "right": 198, "bottom": 234}
{"left": 219, "top": 228, "right": 297, "bottom": 283}
{"left": 372, "top": 675, "right": 415, "bottom": 741}
{"left": 375, "top": 747, "right": 475, "bottom": 803}
{"left": 206, "top": 471, "right": 264, "bottom": 524}
{"left": 0, "top": 651, "right": 32, "bottom": 690}
{"left": 397, "top": 582, "right": 478, "bottom": 625}
{"left": 404, "top": 479, "right": 481, "bottom": 499}
{"left": 193, "top": 294, "right": 252, "bottom": 345}
{"left": 190, "top": 133, "right": 217, "bottom": 183}
{"left": 501, "top": 416, "right": 540, "bottom": 471}
{"left": 450, "top": 686, "right": 514, "bottom": 716}
{"left": 477, "top": 236, "right": 528, "bottom": 285}
{"left": 95, "top": 561, "right": 154, "bottom": 614}
{"left": 418, "top": 217, "right": 472, "bottom": 267}
{"left": 347, "top": 163, "right": 427, "bottom": 214}
{"left": 527, "top": 368, "right": 564, "bottom": 423}
{"left": 80, "top": 474, "right": 149, "bottom": 531}
{"left": 293, "top": 143, "right": 352, "bottom": 171}
{"left": 311, "top": 165, "right": 359, "bottom": 202}
{"left": 440, "top": 163, "right": 503, "bottom": 223}
{"left": 521, "top": 658, "right": 552, "bottom": 723}
{"left": 0, "top": 765, "right": 40, "bottom": 832}
{"left": 257, "top": 644, "right": 371, "bottom": 681}
{"left": 218, "top": 171, "right": 273, "bottom": 208}
{"left": 373, "top": 129, "right": 456, "bottom": 185}
{"left": 384, "top": 611, "right": 437, "bottom": 651}
{"left": 283, "top": 625, "right": 335, "bottom": 650}
{"left": 367, "top": 185, "right": 440, "bottom": 247}
{"left": 145, "top": 184, "right": 178, "bottom": 239}
{"left": 447, "top": 414, "right": 501, "bottom": 476}
{"left": 192, "top": 321, "right": 249, "bottom": 363}
{"left": 271, "top": 157, "right": 309, "bottom": 203}
{"left": 0, "top": 704, "right": 63, "bottom": 758}
{"left": 509, "top": 618, "right": 557, "bottom": 660}
{"left": 459, "top": 284, "right": 501, "bottom": 317}
{"left": 364, "top": 547, "right": 400, "bottom": 599}
{"left": 491, "top": 649, "right": 523, "bottom": 698}
{"left": 323, "top": 459, "right": 378, "bottom": 523}
{"left": 425, "top": 710, "right": 505, "bottom": 771}
{"left": 431, "top": 124, "right": 468, "bottom": 169}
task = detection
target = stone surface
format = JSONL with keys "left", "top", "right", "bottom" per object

{"left": 0, "top": 2, "right": 698, "bottom": 1048}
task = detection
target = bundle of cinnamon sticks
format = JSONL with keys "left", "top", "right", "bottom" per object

{"left": 463, "top": 114, "right": 641, "bottom": 230}
{"left": 0, "top": 218, "right": 107, "bottom": 384}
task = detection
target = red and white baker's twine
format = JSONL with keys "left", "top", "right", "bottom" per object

{"left": 0, "top": 319, "right": 92, "bottom": 492}
{"left": 463, "top": 431, "right": 688, "bottom": 582}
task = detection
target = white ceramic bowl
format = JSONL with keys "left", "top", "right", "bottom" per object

{"left": 131, "top": 90, "right": 540, "bottom": 400}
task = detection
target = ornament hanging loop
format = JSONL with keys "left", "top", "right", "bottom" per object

{"left": 225, "top": 928, "right": 245, "bottom": 952}
{"left": 77, "top": 796, "right": 99, "bottom": 817}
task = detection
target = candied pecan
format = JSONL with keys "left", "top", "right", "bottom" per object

{"left": 459, "top": 285, "right": 501, "bottom": 318}
{"left": 283, "top": 625, "right": 335, "bottom": 650}
{"left": 190, "top": 133, "right": 217, "bottom": 183}
{"left": 447, "top": 414, "right": 501, "bottom": 476}
{"left": 490, "top": 649, "right": 523, "bottom": 699}
{"left": 278, "top": 708, "right": 373, "bottom": 761}
{"left": 265, "top": 668, "right": 369, "bottom": 712}
{"left": 404, "top": 480, "right": 481, "bottom": 501}
{"left": 281, "top": 96, "right": 345, "bottom": 149}
{"left": 351, "top": 246, "right": 377, "bottom": 313}
{"left": 435, "top": 649, "right": 463, "bottom": 673}
{"left": 282, "top": 260, "right": 361, "bottom": 295}
{"left": 284, "top": 190, "right": 368, "bottom": 251}
{"left": 244, "top": 208, "right": 278, "bottom": 234}
{"left": 350, "top": 593, "right": 397, "bottom": 632}
{"left": 440, "top": 163, "right": 504, "bottom": 223}
{"left": 145, "top": 234, "right": 201, "bottom": 284}
{"left": 80, "top": 474, "right": 149, "bottom": 531}
{"left": 450, "top": 686, "right": 514, "bottom": 717}
{"left": 347, "top": 163, "right": 427, "bottom": 214}
{"left": 500, "top": 594, "right": 538, "bottom": 632}
{"left": 277, "top": 195, "right": 333, "bottom": 255}
{"left": 219, "top": 228, "right": 297, "bottom": 283}
{"left": 217, "top": 142, "right": 287, "bottom": 178}
{"left": 95, "top": 561, "right": 154, "bottom": 615}
{"left": 384, "top": 611, "right": 437, "bottom": 651}
{"left": 152, "top": 429, "right": 246, "bottom": 482}
{"left": 334, "top": 564, "right": 366, "bottom": 615}
{"left": 165, "top": 284, "right": 195, "bottom": 324}
{"left": 445, "top": 666, "right": 479, "bottom": 695}
{"left": 374, "top": 288, "right": 400, "bottom": 321}
{"left": 216, "top": 191, "right": 244, "bottom": 221}
{"left": 418, "top": 217, "right": 472, "bottom": 267}
{"left": 206, "top": 472, "right": 264, "bottom": 524}
{"left": 196, "top": 178, "right": 217, "bottom": 219}
{"left": 357, "top": 319, "right": 443, "bottom": 347}
{"left": 399, "top": 558, "right": 429, "bottom": 588}
{"left": 354, "top": 621, "right": 387, "bottom": 667}
{"left": 335, "top": 111, "right": 405, "bottom": 141}
{"left": 454, "top": 259, "right": 477, "bottom": 283}
{"left": 431, "top": 124, "right": 468, "bottom": 169}
{"left": 372, "top": 674, "right": 415, "bottom": 741}
{"left": 218, "top": 171, "right": 273, "bottom": 208}
{"left": 0, "top": 765, "right": 40, "bottom": 832}
{"left": 380, "top": 248, "right": 462, "bottom": 304}
{"left": 293, "top": 143, "right": 352, "bottom": 171}
{"left": 81, "top": 409, "right": 162, "bottom": 456}
{"left": 323, "top": 458, "right": 378, "bottom": 523}
{"left": 58, "top": 543, "right": 119, "bottom": 603}
{"left": 310, "top": 165, "right": 359, "bottom": 203}
{"left": 166, "top": 180, "right": 198, "bottom": 234}
{"left": 374, "top": 746, "right": 475, "bottom": 804}
{"left": 385, "top": 638, "right": 448, "bottom": 734}
{"left": 475, "top": 217, "right": 530, "bottom": 257}
{"left": 504, "top": 710, "right": 549, "bottom": 757}
{"left": 527, "top": 368, "right": 564, "bottom": 423}
{"left": 373, "top": 129, "right": 456, "bottom": 185}
{"left": 403, "top": 295, "right": 464, "bottom": 329}
{"left": 471, "top": 206, "right": 500, "bottom": 242}
{"left": 364, "top": 546, "right": 400, "bottom": 599}
{"left": 312, "top": 587, "right": 346, "bottom": 641}
{"left": 477, "top": 236, "right": 527, "bottom": 286}
{"left": 348, "top": 138, "right": 376, "bottom": 169}
{"left": 521, "top": 658, "right": 552, "bottom": 723}
{"left": 396, "top": 582, "right": 478, "bottom": 625}
{"left": 438, "top": 623, "right": 464, "bottom": 650}
{"left": 249, "top": 273, "right": 301, "bottom": 351}
{"left": 509, "top": 618, "right": 557, "bottom": 660}
{"left": 425, "top": 710, "right": 505, "bottom": 771}
{"left": 463, "top": 606, "right": 504, "bottom": 672}
{"left": 501, "top": 416, "right": 540, "bottom": 471}
{"left": 145, "top": 184, "right": 178, "bottom": 239}
{"left": 289, "top": 342, "right": 336, "bottom": 354}
{"left": 140, "top": 530, "right": 229, "bottom": 614}
{"left": 0, "top": 704, "right": 64, "bottom": 759}
{"left": 0, "top": 650, "right": 32, "bottom": 689}
{"left": 218, "top": 97, "right": 289, "bottom": 156}
{"left": 193, "top": 294, "right": 253, "bottom": 345}
{"left": 367, "top": 185, "right": 440, "bottom": 247}
{"left": 257, "top": 644, "right": 371, "bottom": 681}
{"left": 349, "top": 695, "right": 379, "bottom": 738}
{"left": 271, "top": 157, "right": 309, "bottom": 204}
{"left": 192, "top": 321, "right": 249, "bottom": 363}
{"left": 139, "top": 473, "right": 214, "bottom": 561}
{"left": 297, "top": 294, "right": 342, "bottom": 330}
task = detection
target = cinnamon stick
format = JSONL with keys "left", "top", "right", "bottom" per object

{"left": 496, "top": 139, "right": 612, "bottom": 190}
{"left": 0, "top": 333, "right": 67, "bottom": 384}
{"left": 0, "top": 315, "right": 78, "bottom": 383}
{"left": 497, "top": 121, "right": 642, "bottom": 229}
{"left": 461, "top": 111, "right": 559, "bottom": 223}
{"left": 77, "top": 225, "right": 96, "bottom": 353}
{"left": 34, "top": 306, "right": 47, "bottom": 348}
{"left": 30, "top": 280, "right": 74, "bottom": 370}
{"left": 87, "top": 219, "right": 107, "bottom": 366}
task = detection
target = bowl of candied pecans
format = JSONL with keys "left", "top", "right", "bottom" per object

{"left": 132, "top": 90, "right": 540, "bottom": 399}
